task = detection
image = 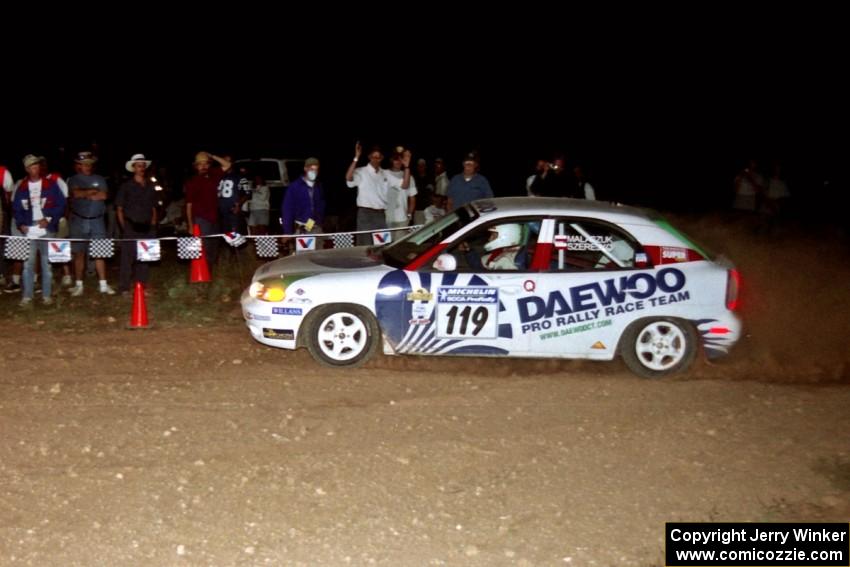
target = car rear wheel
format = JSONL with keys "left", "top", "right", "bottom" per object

{"left": 305, "top": 304, "right": 379, "bottom": 367}
{"left": 620, "top": 318, "right": 697, "bottom": 378}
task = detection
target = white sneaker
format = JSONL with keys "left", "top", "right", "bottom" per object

{"left": 70, "top": 285, "right": 84, "bottom": 297}
{"left": 19, "top": 297, "right": 33, "bottom": 307}
{"left": 99, "top": 284, "right": 116, "bottom": 295}
{"left": 42, "top": 296, "right": 54, "bottom": 306}
{"left": 61, "top": 275, "right": 73, "bottom": 287}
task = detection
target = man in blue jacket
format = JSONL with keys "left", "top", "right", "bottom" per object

{"left": 13, "top": 154, "right": 67, "bottom": 306}
{"left": 282, "top": 157, "right": 325, "bottom": 237}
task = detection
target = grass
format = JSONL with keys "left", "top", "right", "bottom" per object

{"left": 0, "top": 247, "right": 264, "bottom": 330}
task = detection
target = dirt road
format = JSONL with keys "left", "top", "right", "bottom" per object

{"left": 2, "top": 216, "right": 849, "bottom": 565}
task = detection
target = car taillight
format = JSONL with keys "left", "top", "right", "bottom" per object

{"left": 726, "top": 268, "right": 741, "bottom": 311}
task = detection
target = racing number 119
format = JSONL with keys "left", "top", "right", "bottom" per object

{"left": 444, "top": 305, "right": 489, "bottom": 336}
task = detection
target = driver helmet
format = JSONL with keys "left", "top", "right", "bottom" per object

{"left": 484, "top": 223, "right": 523, "bottom": 252}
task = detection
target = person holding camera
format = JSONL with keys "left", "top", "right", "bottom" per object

{"left": 527, "top": 159, "right": 549, "bottom": 196}
{"left": 530, "top": 155, "right": 579, "bottom": 198}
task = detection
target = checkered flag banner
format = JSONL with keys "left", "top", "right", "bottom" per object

{"left": 88, "top": 238, "right": 115, "bottom": 259}
{"left": 3, "top": 237, "right": 29, "bottom": 261}
{"left": 177, "top": 237, "right": 202, "bottom": 260}
{"left": 332, "top": 233, "right": 354, "bottom": 249}
{"left": 255, "top": 236, "right": 279, "bottom": 258}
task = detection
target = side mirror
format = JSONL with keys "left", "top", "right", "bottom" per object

{"left": 432, "top": 253, "right": 457, "bottom": 272}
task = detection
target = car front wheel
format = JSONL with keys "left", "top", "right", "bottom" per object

{"left": 305, "top": 304, "right": 379, "bottom": 367}
{"left": 620, "top": 317, "right": 697, "bottom": 378}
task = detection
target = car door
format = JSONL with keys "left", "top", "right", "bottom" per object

{"left": 403, "top": 217, "right": 546, "bottom": 357}
{"left": 523, "top": 217, "right": 647, "bottom": 358}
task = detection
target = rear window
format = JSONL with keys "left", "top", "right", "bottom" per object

{"left": 653, "top": 219, "right": 714, "bottom": 260}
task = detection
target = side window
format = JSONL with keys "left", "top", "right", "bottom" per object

{"left": 447, "top": 219, "right": 541, "bottom": 272}
{"left": 552, "top": 219, "right": 641, "bottom": 271}
{"left": 256, "top": 161, "right": 282, "bottom": 185}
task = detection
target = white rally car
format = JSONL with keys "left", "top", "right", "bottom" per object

{"left": 241, "top": 198, "right": 741, "bottom": 378}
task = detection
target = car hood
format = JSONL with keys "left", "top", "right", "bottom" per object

{"left": 252, "top": 246, "right": 387, "bottom": 281}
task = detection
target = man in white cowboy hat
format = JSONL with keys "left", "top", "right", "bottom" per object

{"left": 115, "top": 154, "right": 157, "bottom": 296}
{"left": 125, "top": 153, "right": 152, "bottom": 172}
{"left": 67, "top": 151, "right": 115, "bottom": 296}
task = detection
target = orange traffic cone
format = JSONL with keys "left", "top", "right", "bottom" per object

{"left": 128, "top": 281, "right": 150, "bottom": 329}
{"left": 190, "top": 223, "right": 211, "bottom": 283}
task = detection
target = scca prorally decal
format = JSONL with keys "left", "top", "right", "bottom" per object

{"left": 437, "top": 287, "right": 498, "bottom": 304}
{"left": 519, "top": 267, "right": 690, "bottom": 335}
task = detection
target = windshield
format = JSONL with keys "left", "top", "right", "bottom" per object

{"left": 283, "top": 160, "right": 305, "bottom": 186}
{"left": 380, "top": 206, "right": 479, "bottom": 268}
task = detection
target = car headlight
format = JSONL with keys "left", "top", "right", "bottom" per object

{"left": 249, "top": 281, "right": 286, "bottom": 302}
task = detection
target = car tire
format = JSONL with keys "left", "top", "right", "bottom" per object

{"left": 304, "top": 304, "right": 380, "bottom": 368}
{"left": 620, "top": 317, "right": 697, "bottom": 379}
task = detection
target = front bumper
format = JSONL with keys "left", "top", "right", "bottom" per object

{"left": 241, "top": 289, "right": 305, "bottom": 350}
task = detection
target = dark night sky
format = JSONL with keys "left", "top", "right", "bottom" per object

{"left": 3, "top": 15, "right": 846, "bottom": 223}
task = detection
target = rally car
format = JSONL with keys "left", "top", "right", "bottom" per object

{"left": 241, "top": 197, "right": 741, "bottom": 378}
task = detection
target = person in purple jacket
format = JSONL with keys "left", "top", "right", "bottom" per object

{"left": 12, "top": 154, "right": 67, "bottom": 306}
{"left": 282, "top": 157, "right": 325, "bottom": 238}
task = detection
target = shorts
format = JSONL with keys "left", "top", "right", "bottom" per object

{"left": 70, "top": 216, "right": 107, "bottom": 253}
{"left": 249, "top": 209, "right": 269, "bottom": 226}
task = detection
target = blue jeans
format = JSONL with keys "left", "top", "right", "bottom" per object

{"left": 23, "top": 234, "right": 55, "bottom": 299}
{"left": 70, "top": 216, "right": 107, "bottom": 253}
